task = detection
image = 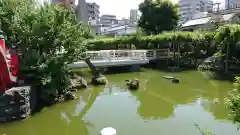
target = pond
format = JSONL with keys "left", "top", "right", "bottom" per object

{"left": 0, "top": 69, "right": 239, "bottom": 135}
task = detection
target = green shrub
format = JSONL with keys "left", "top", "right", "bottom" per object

{"left": 0, "top": 0, "right": 91, "bottom": 104}
{"left": 88, "top": 31, "right": 216, "bottom": 58}
{"left": 215, "top": 24, "right": 240, "bottom": 59}
{"left": 225, "top": 76, "right": 240, "bottom": 129}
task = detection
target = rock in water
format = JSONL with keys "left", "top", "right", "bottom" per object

{"left": 162, "top": 76, "right": 175, "bottom": 80}
{"left": 64, "top": 91, "right": 76, "bottom": 101}
{"left": 126, "top": 79, "right": 139, "bottom": 90}
{"left": 69, "top": 75, "right": 87, "bottom": 91}
{"left": 92, "top": 76, "right": 108, "bottom": 85}
{"left": 162, "top": 76, "right": 180, "bottom": 84}
{"left": 0, "top": 86, "right": 31, "bottom": 122}
{"left": 172, "top": 78, "right": 180, "bottom": 83}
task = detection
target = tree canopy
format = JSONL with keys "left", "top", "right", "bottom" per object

{"left": 138, "top": 0, "right": 179, "bottom": 35}
{"left": 0, "top": 0, "right": 92, "bottom": 104}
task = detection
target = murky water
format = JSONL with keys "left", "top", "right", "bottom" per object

{"left": 0, "top": 69, "right": 239, "bottom": 135}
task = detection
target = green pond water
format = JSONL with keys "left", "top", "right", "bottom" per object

{"left": 0, "top": 69, "right": 239, "bottom": 135}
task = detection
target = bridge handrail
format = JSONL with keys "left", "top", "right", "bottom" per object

{"left": 85, "top": 49, "right": 171, "bottom": 61}
{"left": 86, "top": 50, "right": 149, "bottom": 61}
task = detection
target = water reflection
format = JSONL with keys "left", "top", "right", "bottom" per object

{"left": 0, "top": 70, "right": 238, "bottom": 135}
{"left": 128, "top": 71, "right": 232, "bottom": 121}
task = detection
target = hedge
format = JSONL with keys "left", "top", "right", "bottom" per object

{"left": 86, "top": 31, "right": 216, "bottom": 52}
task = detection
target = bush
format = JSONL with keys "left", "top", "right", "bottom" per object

{"left": 215, "top": 24, "right": 240, "bottom": 59}
{"left": 0, "top": 0, "right": 91, "bottom": 104}
{"left": 225, "top": 77, "right": 240, "bottom": 129}
{"left": 88, "top": 31, "right": 216, "bottom": 58}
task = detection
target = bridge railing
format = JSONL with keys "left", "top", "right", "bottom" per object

{"left": 146, "top": 49, "right": 170, "bottom": 59}
{"left": 85, "top": 49, "right": 171, "bottom": 61}
{"left": 86, "top": 50, "right": 149, "bottom": 61}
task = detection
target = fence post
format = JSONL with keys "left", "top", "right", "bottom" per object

{"left": 154, "top": 50, "right": 157, "bottom": 59}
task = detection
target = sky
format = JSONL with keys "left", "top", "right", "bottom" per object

{"left": 41, "top": 0, "right": 225, "bottom": 19}
{"left": 85, "top": 0, "right": 225, "bottom": 19}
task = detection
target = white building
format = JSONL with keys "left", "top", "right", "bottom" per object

{"left": 179, "top": 0, "right": 213, "bottom": 22}
{"left": 100, "top": 15, "right": 118, "bottom": 26}
{"left": 101, "top": 24, "right": 137, "bottom": 36}
{"left": 130, "top": 9, "right": 138, "bottom": 22}
{"left": 225, "top": 0, "right": 240, "bottom": 9}
{"left": 118, "top": 18, "right": 130, "bottom": 25}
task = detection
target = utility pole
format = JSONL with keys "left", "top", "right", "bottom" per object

{"left": 213, "top": 2, "right": 221, "bottom": 12}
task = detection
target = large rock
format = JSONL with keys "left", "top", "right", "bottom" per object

{"left": 64, "top": 91, "right": 76, "bottom": 101}
{"left": 69, "top": 75, "right": 87, "bottom": 91}
{"left": 0, "top": 86, "right": 31, "bottom": 123}
{"left": 125, "top": 79, "right": 139, "bottom": 90}
{"left": 92, "top": 76, "right": 108, "bottom": 85}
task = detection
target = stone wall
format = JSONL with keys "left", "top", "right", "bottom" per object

{"left": 0, "top": 86, "right": 31, "bottom": 122}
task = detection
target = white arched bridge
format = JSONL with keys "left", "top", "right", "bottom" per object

{"left": 68, "top": 49, "right": 172, "bottom": 68}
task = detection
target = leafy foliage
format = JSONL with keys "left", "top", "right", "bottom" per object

{"left": 0, "top": 0, "right": 91, "bottom": 104}
{"left": 88, "top": 31, "right": 216, "bottom": 58}
{"left": 215, "top": 24, "right": 240, "bottom": 59}
{"left": 138, "top": 0, "right": 179, "bottom": 35}
{"left": 194, "top": 122, "right": 216, "bottom": 135}
{"left": 225, "top": 77, "right": 240, "bottom": 129}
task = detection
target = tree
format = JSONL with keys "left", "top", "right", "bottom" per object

{"left": 0, "top": 0, "right": 92, "bottom": 104}
{"left": 225, "top": 77, "right": 240, "bottom": 129}
{"left": 138, "top": 0, "right": 179, "bottom": 35}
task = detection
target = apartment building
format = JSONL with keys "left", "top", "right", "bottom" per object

{"left": 118, "top": 18, "right": 130, "bottom": 25}
{"left": 100, "top": 15, "right": 118, "bottom": 26}
{"left": 179, "top": 0, "right": 213, "bottom": 22}
{"left": 130, "top": 9, "right": 138, "bottom": 22}
{"left": 87, "top": 2, "right": 100, "bottom": 20}
{"left": 225, "top": 0, "right": 240, "bottom": 9}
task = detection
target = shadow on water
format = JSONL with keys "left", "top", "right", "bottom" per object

{"left": 127, "top": 70, "right": 233, "bottom": 120}
{"left": 142, "top": 61, "right": 199, "bottom": 73}
{"left": 144, "top": 61, "right": 236, "bottom": 82}
{"left": 103, "top": 66, "right": 143, "bottom": 74}
{"left": 200, "top": 71, "right": 235, "bottom": 82}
